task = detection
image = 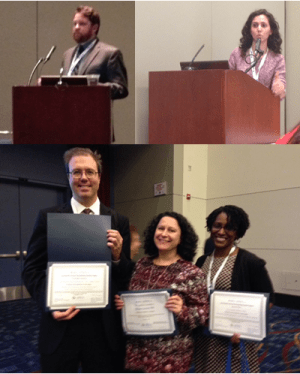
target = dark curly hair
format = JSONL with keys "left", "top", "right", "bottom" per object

{"left": 144, "top": 212, "right": 198, "bottom": 262}
{"left": 206, "top": 205, "right": 250, "bottom": 240}
{"left": 239, "top": 9, "right": 282, "bottom": 56}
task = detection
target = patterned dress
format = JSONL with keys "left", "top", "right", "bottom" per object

{"left": 194, "top": 254, "right": 260, "bottom": 373}
{"left": 125, "top": 257, "right": 208, "bottom": 373}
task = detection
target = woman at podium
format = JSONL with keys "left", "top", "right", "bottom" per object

{"left": 229, "top": 9, "right": 286, "bottom": 100}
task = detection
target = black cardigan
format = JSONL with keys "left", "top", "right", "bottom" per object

{"left": 196, "top": 248, "right": 274, "bottom": 303}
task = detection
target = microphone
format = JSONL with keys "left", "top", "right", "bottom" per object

{"left": 44, "top": 45, "right": 56, "bottom": 63}
{"left": 27, "top": 45, "right": 56, "bottom": 85}
{"left": 244, "top": 39, "right": 263, "bottom": 74}
{"left": 184, "top": 44, "right": 205, "bottom": 70}
{"left": 27, "top": 57, "right": 44, "bottom": 86}
{"left": 56, "top": 63, "right": 67, "bottom": 87}
{"left": 38, "top": 45, "right": 57, "bottom": 82}
{"left": 255, "top": 38, "right": 261, "bottom": 54}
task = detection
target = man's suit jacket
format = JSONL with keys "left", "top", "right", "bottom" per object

{"left": 22, "top": 202, "right": 131, "bottom": 355}
{"left": 63, "top": 39, "right": 128, "bottom": 100}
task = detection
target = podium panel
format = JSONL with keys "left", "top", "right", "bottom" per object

{"left": 13, "top": 86, "right": 111, "bottom": 144}
{"left": 149, "top": 70, "right": 280, "bottom": 144}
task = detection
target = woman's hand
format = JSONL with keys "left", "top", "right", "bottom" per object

{"left": 115, "top": 294, "right": 124, "bottom": 310}
{"left": 231, "top": 333, "right": 241, "bottom": 344}
{"left": 272, "top": 71, "right": 286, "bottom": 100}
{"left": 52, "top": 306, "right": 80, "bottom": 321}
{"left": 165, "top": 295, "right": 183, "bottom": 315}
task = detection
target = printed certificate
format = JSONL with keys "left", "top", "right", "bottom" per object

{"left": 120, "top": 289, "right": 177, "bottom": 336}
{"left": 46, "top": 262, "right": 109, "bottom": 310}
{"left": 209, "top": 290, "right": 269, "bottom": 341}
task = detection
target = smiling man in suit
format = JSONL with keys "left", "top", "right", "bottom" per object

{"left": 23, "top": 147, "right": 131, "bottom": 373}
{"left": 63, "top": 5, "right": 128, "bottom": 100}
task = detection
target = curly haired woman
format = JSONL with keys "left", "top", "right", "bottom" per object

{"left": 229, "top": 9, "right": 286, "bottom": 100}
{"left": 115, "top": 211, "right": 208, "bottom": 373}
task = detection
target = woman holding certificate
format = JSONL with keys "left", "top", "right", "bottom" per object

{"left": 115, "top": 212, "right": 209, "bottom": 373}
{"left": 194, "top": 205, "right": 274, "bottom": 373}
{"left": 228, "top": 9, "right": 286, "bottom": 100}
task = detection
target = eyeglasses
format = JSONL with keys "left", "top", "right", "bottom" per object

{"left": 211, "top": 223, "right": 237, "bottom": 233}
{"left": 68, "top": 169, "right": 99, "bottom": 179}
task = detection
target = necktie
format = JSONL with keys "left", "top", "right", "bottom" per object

{"left": 72, "top": 45, "right": 84, "bottom": 75}
{"left": 81, "top": 208, "right": 93, "bottom": 215}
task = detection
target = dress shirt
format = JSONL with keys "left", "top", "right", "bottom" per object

{"left": 71, "top": 197, "right": 100, "bottom": 215}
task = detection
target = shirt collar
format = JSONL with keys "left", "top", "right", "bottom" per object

{"left": 71, "top": 197, "right": 100, "bottom": 215}
{"left": 78, "top": 37, "right": 97, "bottom": 51}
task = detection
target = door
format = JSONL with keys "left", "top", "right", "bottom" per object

{"left": 0, "top": 177, "right": 68, "bottom": 301}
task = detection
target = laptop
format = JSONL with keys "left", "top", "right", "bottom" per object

{"left": 40, "top": 75, "right": 89, "bottom": 86}
{"left": 180, "top": 60, "right": 229, "bottom": 71}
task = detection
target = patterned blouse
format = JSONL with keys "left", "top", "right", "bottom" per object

{"left": 125, "top": 257, "right": 208, "bottom": 373}
{"left": 229, "top": 47, "right": 286, "bottom": 91}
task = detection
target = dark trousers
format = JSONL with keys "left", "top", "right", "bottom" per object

{"left": 40, "top": 311, "right": 125, "bottom": 373}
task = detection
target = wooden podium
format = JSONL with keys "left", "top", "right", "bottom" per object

{"left": 149, "top": 70, "right": 280, "bottom": 144}
{"left": 13, "top": 86, "right": 111, "bottom": 144}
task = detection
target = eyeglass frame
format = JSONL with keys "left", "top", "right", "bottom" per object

{"left": 211, "top": 222, "right": 237, "bottom": 233}
{"left": 67, "top": 169, "right": 100, "bottom": 179}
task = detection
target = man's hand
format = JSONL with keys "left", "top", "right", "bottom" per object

{"left": 107, "top": 229, "right": 123, "bottom": 261}
{"left": 52, "top": 306, "right": 80, "bottom": 321}
{"left": 272, "top": 71, "right": 285, "bottom": 100}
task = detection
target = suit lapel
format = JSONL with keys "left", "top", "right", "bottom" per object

{"left": 63, "top": 47, "right": 77, "bottom": 74}
{"left": 57, "top": 203, "right": 73, "bottom": 214}
{"left": 78, "top": 40, "right": 101, "bottom": 74}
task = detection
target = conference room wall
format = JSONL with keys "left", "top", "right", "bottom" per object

{"left": 0, "top": 1, "right": 135, "bottom": 144}
{"left": 135, "top": 1, "right": 285, "bottom": 144}
{"left": 113, "top": 144, "right": 300, "bottom": 296}
{"left": 113, "top": 145, "right": 174, "bottom": 261}
{"left": 286, "top": 2, "right": 300, "bottom": 133}
{"left": 205, "top": 145, "right": 300, "bottom": 297}
{"left": 173, "top": 145, "right": 209, "bottom": 253}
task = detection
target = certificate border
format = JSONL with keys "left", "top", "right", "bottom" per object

{"left": 119, "top": 289, "right": 178, "bottom": 337}
{"left": 209, "top": 290, "right": 270, "bottom": 342}
{"left": 45, "top": 261, "right": 111, "bottom": 311}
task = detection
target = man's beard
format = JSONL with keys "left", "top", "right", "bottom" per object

{"left": 73, "top": 31, "right": 93, "bottom": 44}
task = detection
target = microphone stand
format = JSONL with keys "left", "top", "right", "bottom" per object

{"left": 56, "top": 66, "right": 68, "bottom": 87}
{"left": 184, "top": 44, "right": 205, "bottom": 70}
{"left": 245, "top": 50, "right": 264, "bottom": 74}
{"left": 27, "top": 58, "right": 44, "bottom": 86}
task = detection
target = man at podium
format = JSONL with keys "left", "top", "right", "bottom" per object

{"left": 63, "top": 5, "right": 128, "bottom": 100}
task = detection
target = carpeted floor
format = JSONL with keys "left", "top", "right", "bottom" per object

{"left": 0, "top": 299, "right": 299, "bottom": 373}
{"left": 0, "top": 299, "right": 40, "bottom": 373}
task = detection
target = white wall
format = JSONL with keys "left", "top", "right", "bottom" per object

{"left": 175, "top": 144, "right": 300, "bottom": 297}
{"left": 112, "top": 144, "right": 299, "bottom": 296}
{"left": 135, "top": 1, "right": 285, "bottom": 143}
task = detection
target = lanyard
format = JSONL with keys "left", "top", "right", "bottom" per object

{"left": 67, "top": 39, "right": 97, "bottom": 76}
{"left": 207, "top": 245, "right": 236, "bottom": 295}
{"left": 249, "top": 48, "right": 268, "bottom": 81}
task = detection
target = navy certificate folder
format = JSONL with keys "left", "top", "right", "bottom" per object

{"left": 47, "top": 213, "right": 111, "bottom": 262}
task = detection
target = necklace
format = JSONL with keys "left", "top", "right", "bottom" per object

{"left": 147, "top": 262, "right": 170, "bottom": 289}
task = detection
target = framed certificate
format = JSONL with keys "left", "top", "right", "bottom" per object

{"left": 209, "top": 290, "right": 269, "bottom": 341}
{"left": 119, "top": 289, "right": 178, "bottom": 337}
{"left": 46, "top": 262, "right": 110, "bottom": 311}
